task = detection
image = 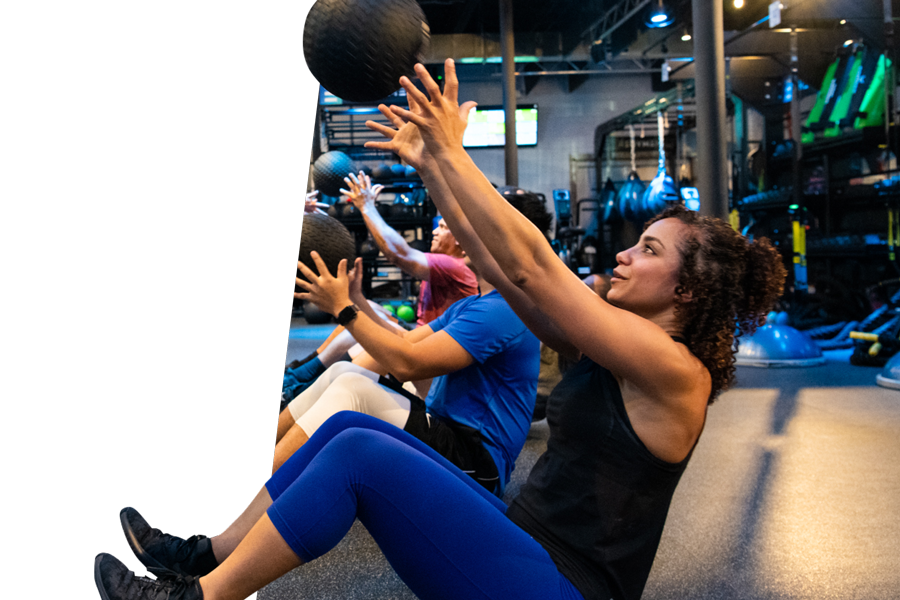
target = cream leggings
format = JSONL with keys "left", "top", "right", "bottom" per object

{"left": 286, "top": 362, "right": 412, "bottom": 436}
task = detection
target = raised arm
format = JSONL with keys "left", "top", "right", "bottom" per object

{"left": 341, "top": 172, "right": 431, "bottom": 281}
{"left": 387, "top": 60, "right": 699, "bottom": 400}
{"left": 296, "top": 252, "right": 472, "bottom": 382}
{"left": 364, "top": 101, "right": 579, "bottom": 359}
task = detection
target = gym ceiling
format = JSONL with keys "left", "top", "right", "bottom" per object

{"left": 417, "top": 0, "right": 897, "bottom": 106}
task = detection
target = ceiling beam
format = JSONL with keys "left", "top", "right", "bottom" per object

{"left": 580, "top": 0, "right": 652, "bottom": 45}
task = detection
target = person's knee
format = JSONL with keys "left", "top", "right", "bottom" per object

{"left": 315, "top": 410, "right": 380, "bottom": 438}
{"left": 322, "top": 361, "right": 358, "bottom": 378}
{"left": 324, "top": 427, "right": 396, "bottom": 472}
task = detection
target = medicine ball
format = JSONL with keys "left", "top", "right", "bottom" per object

{"left": 390, "top": 163, "right": 407, "bottom": 179}
{"left": 303, "top": 301, "right": 333, "bottom": 324}
{"left": 371, "top": 163, "right": 392, "bottom": 180}
{"left": 313, "top": 151, "right": 355, "bottom": 197}
{"left": 404, "top": 165, "right": 418, "bottom": 179}
{"left": 359, "top": 236, "right": 380, "bottom": 258}
{"left": 297, "top": 213, "right": 357, "bottom": 284}
{"left": 303, "top": 0, "right": 430, "bottom": 102}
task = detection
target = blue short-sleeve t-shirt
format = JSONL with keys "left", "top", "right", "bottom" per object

{"left": 425, "top": 290, "right": 540, "bottom": 494}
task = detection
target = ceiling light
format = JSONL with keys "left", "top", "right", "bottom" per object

{"left": 844, "top": 39, "right": 853, "bottom": 47}
{"left": 734, "top": 0, "right": 744, "bottom": 8}
{"left": 681, "top": 29, "right": 691, "bottom": 41}
{"left": 840, "top": 19, "right": 846, "bottom": 25}
{"left": 646, "top": 0, "right": 674, "bottom": 28}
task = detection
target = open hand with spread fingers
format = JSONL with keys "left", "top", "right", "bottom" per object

{"left": 304, "top": 190, "right": 329, "bottom": 215}
{"left": 364, "top": 93, "right": 476, "bottom": 170}
{"left": 385, "top": 59, "right": 474, "bottom": 158}
{"left": 340, "top": 171, "right": 384, "bottom": 212}
{"left": 294, "top": 251, "right": 355, "bottom": 316}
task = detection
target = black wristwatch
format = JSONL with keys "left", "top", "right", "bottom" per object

{"left": 336, "top": 304, "right": 360, "bottom": 326}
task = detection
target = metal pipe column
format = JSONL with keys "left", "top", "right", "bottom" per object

{"left": 691, "top": 0, "right": 728, "bottom": 218}
{"left": 499, "top": 0, "right": 518, "bottom": 186}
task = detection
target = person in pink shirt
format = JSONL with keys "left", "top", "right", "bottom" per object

{"left": 283, "top": 172, "right": 477, "bottom": 405}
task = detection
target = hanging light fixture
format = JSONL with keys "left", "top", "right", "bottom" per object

{"left": 681, "top": 28, "right": 692, "bottom": 41}
{"left": 645, "top": 0, "right": 674, "bottom": 28}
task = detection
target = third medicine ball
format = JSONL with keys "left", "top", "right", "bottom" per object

{"left": 303, "top": 0, "right": 430, "bottom": 102}
{"left": 297, "top": 213, "right": 357, "bottom": 283}
{"left": 313, "top": 151, "right": 355, "bottom": 197}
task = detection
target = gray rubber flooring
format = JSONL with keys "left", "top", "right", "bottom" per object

{"left": 264, "top": 319, "right": 900, "bottom": 600}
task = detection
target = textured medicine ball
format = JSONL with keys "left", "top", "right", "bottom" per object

{"left": 371, "top": 163, "right": 392, "bottom": 180}
{"left": 297, "top": 213, "right": 357, "bottom": 284}
{"left": 303, "top": 301, "right": 333, "bottom": 324}
{"left": 313, "top": 151, "right": 355, "bottom": 197}
{"left": 303, "top": 0, "right": 430, "bottom": 102}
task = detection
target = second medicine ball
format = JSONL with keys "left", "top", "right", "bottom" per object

{"left": 371, "top": 163, "right": 392, "bottom": 180}
{"left": 313, "top": 151, "right": 355, "bottom": 197}
{"left": 297, "top": 213, "right": 357, "bottom": 283}
{"left": 303, "top": 0, "right": 430, "bottom": 102}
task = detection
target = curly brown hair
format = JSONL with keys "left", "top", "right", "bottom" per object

{"left": 645, "top": 206, "right": 786, "bottom": 403}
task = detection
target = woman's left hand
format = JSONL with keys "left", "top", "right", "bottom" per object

{"left": 389, "top": 59, "right": 474, "bottom": 157}
{"left": 294, "top": 251, "right": 353, "bottom": 316}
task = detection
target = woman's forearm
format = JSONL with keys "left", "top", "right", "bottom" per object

{"left": 430, "top": 146, "right": 552, "bottom": 288}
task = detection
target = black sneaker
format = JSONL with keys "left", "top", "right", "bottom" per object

{"left": 120, "top": 508, "right": 218, "bottom": 577}
{"left": 94, "top": 553, "right": 203, "bottom": 600}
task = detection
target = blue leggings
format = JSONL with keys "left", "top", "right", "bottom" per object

{"left": 265, "top": 411, "right": 584, "bottom": 600}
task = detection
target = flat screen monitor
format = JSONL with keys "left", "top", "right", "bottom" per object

{"left": 462, "top": 104, "right": 538, "bottom": 148}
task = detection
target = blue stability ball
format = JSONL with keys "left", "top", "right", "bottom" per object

{"left": 735, "top": 324, "right": 826, "bottom": 367}
{"left": 876, "top": 353, "right": 900, "bottom": 389}
{"left": 617, "top": 172, "right": 645, "bottom": 222}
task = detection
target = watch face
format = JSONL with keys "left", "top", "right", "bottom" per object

{"left": 338, "top": 304, "right": 358, "bottom": 325}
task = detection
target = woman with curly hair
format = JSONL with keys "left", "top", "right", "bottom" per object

{"left": 93, "top": 60, "right": 786, "bottom": 600}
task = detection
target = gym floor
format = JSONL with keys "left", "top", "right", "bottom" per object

{"left": 261, "top": 318, "right": 900, "bottom": 600}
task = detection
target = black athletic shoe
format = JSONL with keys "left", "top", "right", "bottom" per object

{"left": 94, "top": 553, "right": 203, "bottom": 600}
{"left": 120, "top": 508, "right": 218, "bottom": 578}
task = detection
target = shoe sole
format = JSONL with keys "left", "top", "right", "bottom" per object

{"left": 93, "top": 554, "right": 113, "bottom": 600}
{"left": 120, "top": 508, "right": 167, "bottom": 573}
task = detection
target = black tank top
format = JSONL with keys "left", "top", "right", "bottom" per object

{"left": 506, "top": 352, "right": 692, "bottom": 600}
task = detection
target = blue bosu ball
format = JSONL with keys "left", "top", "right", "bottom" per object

{"left": 735, "top": 324, "right": 826, "bottom": 368}
{"left": 876, "top": 353, "right": 900, "bottom": 390}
